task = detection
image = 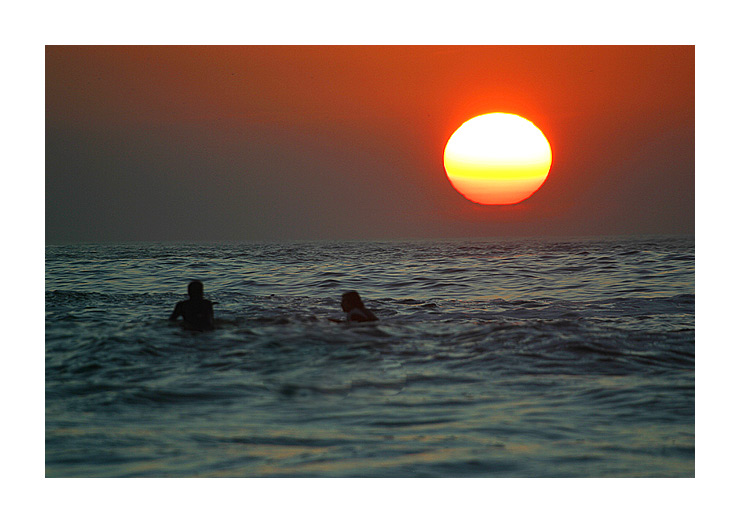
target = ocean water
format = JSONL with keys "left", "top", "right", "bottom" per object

{"left": 45, "top": 236, "right": 694, "bottom": 477}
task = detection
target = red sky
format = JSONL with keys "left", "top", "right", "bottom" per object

{"left": 46, "top": 45, "right": 694, "bottom": 243}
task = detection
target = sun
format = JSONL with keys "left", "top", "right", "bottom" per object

{"left": 443, "top": 113, "right": 552, "bottom": 205}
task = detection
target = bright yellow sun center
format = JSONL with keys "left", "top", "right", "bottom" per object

{"left": 443, "top": 113, "right": 552, "bottom": 205}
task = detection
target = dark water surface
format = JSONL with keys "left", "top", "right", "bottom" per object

{"left": 45, "top": 236, "right": 694, "bottom": 477}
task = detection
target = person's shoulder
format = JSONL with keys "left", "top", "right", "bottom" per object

{"left": 348, "top": 308, "right": 378, "bottom": 322}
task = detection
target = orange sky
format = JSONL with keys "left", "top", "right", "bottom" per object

{"left": 46, "top": 46, "right": 694, "bottom": 242}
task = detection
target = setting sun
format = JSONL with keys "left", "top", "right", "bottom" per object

{"left": 444, "top": 113, "right": 552, "bottom": 205}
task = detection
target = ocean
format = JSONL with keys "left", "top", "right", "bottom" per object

{"left": 45, "top": 235, "right": 694, "bottom": 477}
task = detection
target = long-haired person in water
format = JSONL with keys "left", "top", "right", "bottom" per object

{"left": 341, "top": 291, "right": 378, "bottom": 322}
{"left": 169, "top": 280, "right": 215, "bottom": 331}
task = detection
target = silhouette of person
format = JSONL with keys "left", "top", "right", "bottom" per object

{"left": 341, "top": 291, "right": 378, "bottom": 322}
{"left": 169, "top": 280, "right": 215, "bottom": 331}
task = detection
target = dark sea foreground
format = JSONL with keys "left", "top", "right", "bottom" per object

{"left": 45, "top": 236, "right": 694, "bottom": 477}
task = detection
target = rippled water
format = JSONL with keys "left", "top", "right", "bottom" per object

{"left": 45, "top": 236, "right": 694, "bottom": 477}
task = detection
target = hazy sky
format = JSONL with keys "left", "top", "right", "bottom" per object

{"left": 45, "top": 45, "right": 694, "bottom": 243}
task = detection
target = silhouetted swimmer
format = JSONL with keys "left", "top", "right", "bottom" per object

{"left": 341, "top": 291, "right": 378, "bottom": 322}
{"left": 169, "top": 280, "right": 215, "bottom": 331}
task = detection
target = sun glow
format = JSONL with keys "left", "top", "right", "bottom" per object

{"left": 443, "top": 113, "right": 552, "bottom": 205}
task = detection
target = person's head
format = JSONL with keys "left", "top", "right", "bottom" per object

{"left": 341, "top": 291, "right": 364, "bottom": 312}
{"left": 188, "top": 280, "right": 204, "bottom": 299}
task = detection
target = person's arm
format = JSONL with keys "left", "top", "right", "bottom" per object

{"left": 205, "top": 302, "right": 215, "bottom": 329}
{"left": 169, "top": 302, "right": 182, "bottom": 321}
